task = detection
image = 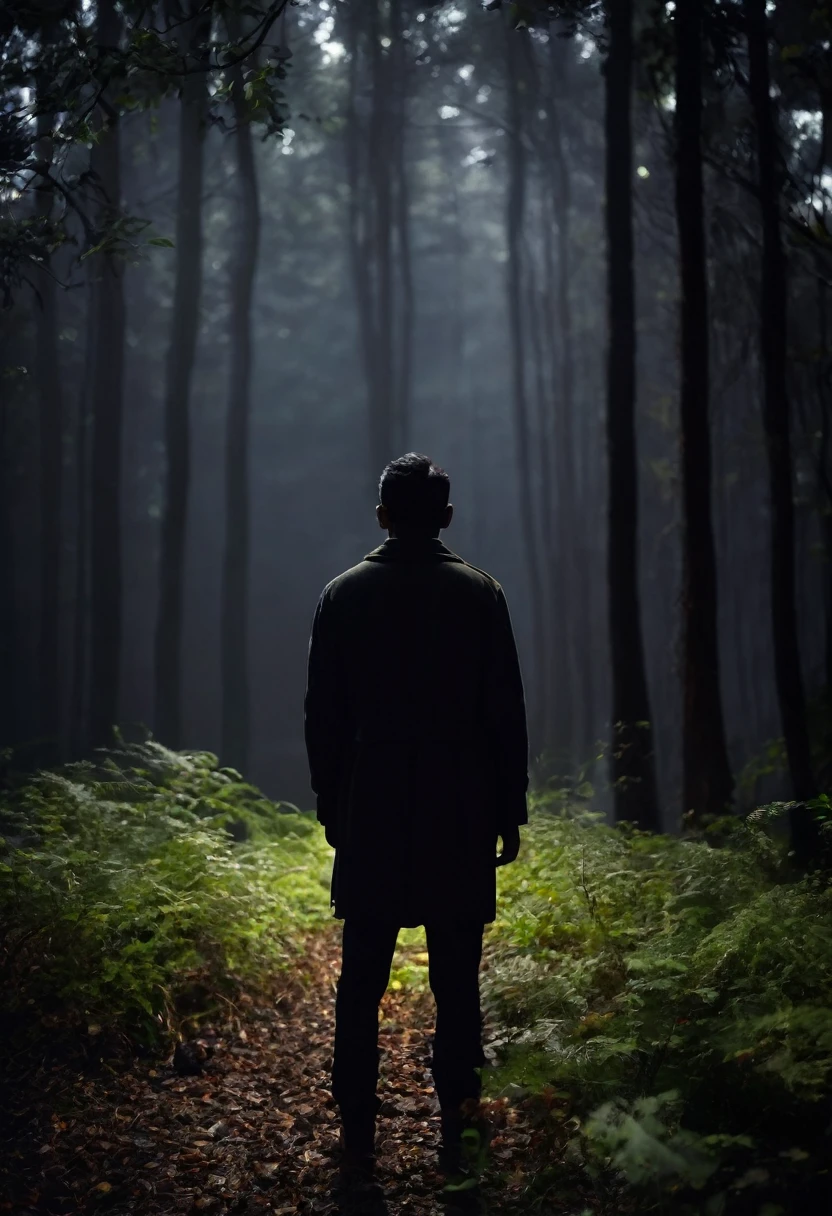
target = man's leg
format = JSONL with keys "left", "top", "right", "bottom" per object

{"left": 332, "top": 918, "right": 400, "bottom": 1159}
{"left": 424, "top": 922, "right": 487, "bottom": 1160}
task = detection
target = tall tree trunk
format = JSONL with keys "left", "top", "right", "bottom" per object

{"left": 604, "top": 0, "right": 660, "bottom": 829}
{"left": 70, "top": 278, "right": 95, "bottom": 757}
{"left": 342, "top": 1, "right": 405, "bottom": 485}
{"left": 368, "top": 0, "right": 394, "bottom": 473}
{"left": 745, "top": 0, "right": 819, "bottom": 859}
{"left": 547, "top": 28, "right": 582, "bottom": 768}
{"left": 344, "top": 4, "right": 379, "bottom": 488}
{"left": 154, "top": 4, "right": 210, "bottom": 748}
{"left": 675, "top": 0, "right": 734, "bottom": 819}
{"left": 87, "top": 0, "right": 125, "bottom": 748}
{"left": 816, "top": 278, "right": 832, "bottom": 694}
{"left": 391, "top": 0, "right": 412, "bottom": 454}
{"left": 33, "top": 97, "right": 62, "bottom": 760}
{"left": 220, "top": 22, "right": 261, "bottom": 774}
{"left": 506, "top": 26, "right": 547, "bottom": 757}
{"left": 0, "top": 356, "right": 16, "bottom": 748}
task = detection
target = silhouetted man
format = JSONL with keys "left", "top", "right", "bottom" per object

{"left": 304, "top": 453, "right": 528, "bottom": 1187}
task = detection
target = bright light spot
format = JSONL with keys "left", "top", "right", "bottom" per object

{"left": 381, "top": 36, "right": 391, "bottom": 48}
{"left": 281, "top": 128, "right": 295, "bottom": 155}
{"left": 319, "top": 0, "right": 329, "bottom": 9}
{"left": 322, "top": 41, "right": 345, "bottom": 63}
{"left": 665, "top": 1, "right": 676, "bottom": 12}
{"left": 416, "top": 11, "right": 426, "bottom": 21}
{"left": 637, "top": 165, "right": 650, "bottom": 179}
{"left": 463, "top": 145, "right": 491, "bottom": 167}
{"left": 439, "top": 5, "right": 465, "bottom": 25}
{"left": 792, "top": 109, "right": 822, "bottom": 137}
{"left": 313, "top": 15, "right": 334, "bottom": 44}
{"left": 458, "top": 64, "right": 474, "bottom": 81}
{"left": 475, "top": 84, "right": 491, "bottom": 104}
{"left": 439, "top": 105, "right": 460, "bottom": 120}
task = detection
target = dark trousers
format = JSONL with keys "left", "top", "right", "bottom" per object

{"left": 332, "top": 920, "right": 487, "bottom": 1124}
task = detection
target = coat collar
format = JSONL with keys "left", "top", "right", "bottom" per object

{"left": 363, "top": 536, "right": 465, "bottom": 564}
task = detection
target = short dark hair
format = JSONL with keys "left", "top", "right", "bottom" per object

{"left": 378, "top": 453, "right": 450, "bottom": 537}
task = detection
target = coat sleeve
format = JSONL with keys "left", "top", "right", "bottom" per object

{"left": 304, "top": 589, "right": 348, "bottom": 826}
{"left": 484, "top": 585, "right": 529, "bottom": 834}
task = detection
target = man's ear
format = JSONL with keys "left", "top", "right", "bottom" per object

{"left": 441, "top": 503, "right": 453, "bottom": 530}
{"left": 376, "top": 504, "right": 389, "bottom": 530}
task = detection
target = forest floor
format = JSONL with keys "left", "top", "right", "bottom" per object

{"left": 3, "top": 925, "right": 587, "bottom": 1216}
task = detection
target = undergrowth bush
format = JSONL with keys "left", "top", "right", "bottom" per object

{"left": 483, "top": 799, "right": 832, "bottom": 1215}
{"left": 0, "top": 742, "right": 332, "bottom": 1055}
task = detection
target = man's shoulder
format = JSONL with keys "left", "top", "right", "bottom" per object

{"left": 455, "top": 558, "right": 502, "bottom": 594}
{"left": 321, "top": 552, "right": 503, "bottom": 601}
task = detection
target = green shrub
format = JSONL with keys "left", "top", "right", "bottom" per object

{"left": 483, "top": 800, "right": 832, "bottom": 1213}
{"left": 0, "top": 742, "right": 332, "bottom": 1051}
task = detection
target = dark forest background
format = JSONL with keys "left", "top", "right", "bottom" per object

{"left": 2, "top": 0, "right": 831, "bottom": 835}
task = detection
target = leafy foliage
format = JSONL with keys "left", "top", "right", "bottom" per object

{"left": 483, "top": 796, "right": 832, "bottom": 1212}
{"left": 0, "top": 742, "right": 331, "bottom": 1052}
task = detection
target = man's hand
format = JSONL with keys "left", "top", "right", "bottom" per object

{"left": 496, "top": 826, "right": 521, "bottom": 867}
{"left": 324, "top": 821, "right": 339, "bottom": 849}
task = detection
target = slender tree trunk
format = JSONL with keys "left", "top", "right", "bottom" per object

{"left": 87, "top": 0, "right": 125, "bottom": 748}
{"left": 506, "top": 26, "right": 547, "bottom": 757}
{"left": 220, "top": 24, "right": 261, "bottom": 774}
{"left": 547, "top": 29, "right": 583, "bottom": 768}
{"left": 675, "top": 0, "right": 734, "bottom": 819}
{"left": 154, "top": 4, "right": 210, "bottom": 748}
{"left": 368, "top": 0, "right": 394, "bottom": 473}
{"left": 604, "top": 0, "right": 660, "bottom": 829}
{"left": 391, "top": 0, "right": 412, "bottom": 455}
{"left": 33, "top": 98, "right": 62, "bottom": 760}
{"left": 745, "top": 0, "right": 818, "bottom": 859}
{"left": 344, "top": 4, "right": 380, "bottom": 489}
{"left": 526, "top": 227, "right": 555, "bottom": 755}
{"left": 0, "top": 359, "right": 16, "bottom": 748}
{"left": 70, "top": 277, "right": 95, "bottom": 757}
{"left": 816, "top": 278, "right": 832, "bottom": 693}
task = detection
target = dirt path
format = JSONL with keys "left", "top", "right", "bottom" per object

{"left": 2, "top": 928, "right": 578, "bottom": 1216}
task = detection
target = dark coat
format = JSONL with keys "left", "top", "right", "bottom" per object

{"left": 304, "top": 535, "right": 529, "bottom": 927}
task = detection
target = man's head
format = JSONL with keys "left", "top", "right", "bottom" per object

{"left": 376, "top": 452, "right": 453, "bottom": 539}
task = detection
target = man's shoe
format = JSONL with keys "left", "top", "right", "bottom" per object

{"left": 338, "top": 1124, "right": 376, "bottom": 1187}
{"left": 438, "top": 1109, "right": 491, "bottom": 1180}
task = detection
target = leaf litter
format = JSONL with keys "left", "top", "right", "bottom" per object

{"left": 1, "top": 925, "right": 596, "bottom": 1215}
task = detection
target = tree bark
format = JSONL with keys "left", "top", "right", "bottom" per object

{"left": 154, "top": 3, "right": 210, "bottom": 748}
{"left": 675, "top": 0, "right": 734, "bottom": 819}
{"left": 547, "top": 28, "right": 583, "bottom": 767}
{"left": 220, "top": 21, "right": 261, "bottom": 774}
{"left": 0, "top": 358, "right": 16, "bottom": 749}
{"left": 604, "top": 0, "right": 660, "bottom": 829}
{"left": 70, "top": 277, "right": 95, "bottom": 757}
{"left": 368, "top": 0, "right": 394, "bottom": 474}
{"left": 391, "top": 0, "right": 413, "bottom": 455}
{"left": 505, "top": 26, "right": 547, "bottom": 757}
{"left": 88, "top": 0, "right": 125, "bottom": 749}
{"left": 745, "top": 0, "right": 819, "bottom": 858}
{"left": 342, "top": 0, "right": 408, "bottom": 486}
{"left": 32, "top": 97, "right": 62, "bottom": 760}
